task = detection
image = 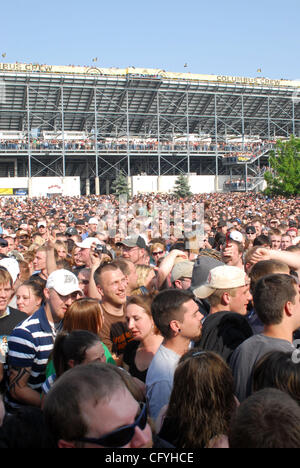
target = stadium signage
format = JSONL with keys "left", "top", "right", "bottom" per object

{"left": 217, "top": 75, "right": 281, "bottom": 87}
{"left": 1, "top": 63, "right": 299, "bottom": 90}
{"left": 0, "top": 62, "right": 53, "bottom": 73}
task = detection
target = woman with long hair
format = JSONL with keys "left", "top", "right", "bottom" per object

{"left": 42, "top": 330, "right": 107, "bottom": 403}
{"left": 131, "top": 265, "right": 157, "bottom": 296}
{"left": 15, "top": 279, "right": 44, "bottom": 316}
{"left": 158, "top": 349, "right": 237, "bottom": 448}
{"left": 45, "top": 297, "right": 115, "bottom": 382}
{"left": 123, "top": 294, "right": 163, "bottom": 382}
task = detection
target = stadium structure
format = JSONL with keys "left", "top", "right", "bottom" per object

{"left": 0, "top": 62, "right": 299, "bottom": 195}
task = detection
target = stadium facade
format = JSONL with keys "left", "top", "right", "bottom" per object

{"left": 0, "top": 63, "right": 299, "bottom": 194}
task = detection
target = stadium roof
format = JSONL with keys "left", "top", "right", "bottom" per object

{"left": 0, "top": 63, "right": 300, "bottom": 139}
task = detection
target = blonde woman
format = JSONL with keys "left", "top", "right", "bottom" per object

{"left": 131, "top": 265, "right": 157, "bottom": 295}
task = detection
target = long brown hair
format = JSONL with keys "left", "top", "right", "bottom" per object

{"left": 126, "top": 293, "right": 160, "bottom": 335}
{"left": 164, "top": 349, "right": 236, "bottom": 448}
{"left": 63, "top": 297, "right": 104, "bottom": 335}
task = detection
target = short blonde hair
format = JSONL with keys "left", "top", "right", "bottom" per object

{"left": 207, "top": 287, "right": 239, "bottom": 307}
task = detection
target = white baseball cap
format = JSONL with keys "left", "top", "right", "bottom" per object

{"left": 46, "top": 269, "right": 82, "bottom": 296}
{"left": 88, "top": 217, "right": 99, "bottom": 225}
{"left": 0, "top": 257, "right": 20, "bottom": 283}
{"left": 193, "top": 265, "right": 248, "bottom": 299}
{"left": 37, "top": 221, "right": 46, "bottom": 228}
{"left": 228, "top": 230, "right": 244, "bottom": 243}
{"left": 75, "top": 237, "right": 98, "bottom": 249}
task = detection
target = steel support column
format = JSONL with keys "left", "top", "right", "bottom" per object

{"left": 26, "top": 84, "right": 31, "bottom": 179}
{"left": 61, "top": 85, "right": 65, "bottom": 177}
{"left": 214, "top": 93, "right": 219, "bottom": 190}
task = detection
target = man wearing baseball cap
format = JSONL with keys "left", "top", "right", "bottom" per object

{"left": 170, "top": 260, "right": 194, "bottom": 290}
{"left": 221, "top": 231, "right": 244, "bottom": 269}
{"left": 75, "top": 237, "right": 99, "bottom": 269}
{"left": 121, "top": 235, "right": 149, "bottom": 265}
{"left": 87, "top": 217, "right": 99, "bottom": 236}
{"left": 193, "top": 265, "right": 253, "bottom": 362}
{"left": 6, "top": 269, "right": 82, "bottom": 412}
{"left": 37, "top": 220, "right": 48, "bottom": 240}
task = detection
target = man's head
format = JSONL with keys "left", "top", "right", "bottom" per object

{"left": 113, "top": 258, "right": 138, "bottom": 294}
{"left": 217, "top": 219, "right": 227, "bottom": 235}
{"left": 77, "top": 268, "right": 91, "bottom": 297}
{"left": 171, "top": 260, "right": 194, "bottom": 290}
{"left": 269, "top": 228, "right": 282, "bottom": 250}
{"left": 194, "top": 265, "right": 251, "bottom": 315}
{"left": 37, "top": 221, "right": 47, "bottom": 237}
{"left": 33, "top": 246, "right": 47, "bottom": 273}
{"left": 44, "top": 269, "right": 82, "bottom": 322}
{"left": 245, "top": 225, "right": 256, "bottom": 242}
{"left": 3, "top": 235, "right": 16, "bottom": 252}
{"left": 0, "top": 238, "right": 9, "bottom": 256}
{"left": 75, "top": 237, "right": 98, "bottom": 266}
{"left": 0, "top": 269, "right": 13, "bottom": 315}
{"left": 43, "top": 362, "right": 153, "bottom": 448}
{"left": 58, "top": 221, "right": 67, "bottom": 234}
{"left": 287, "top": 227, "right": 298, "bottom": 239}
{"left": 88, "top": 217, "right": 99, "bottom": 234}
{"left": 249, "top": 260, "right": 290, "bottom": 296}
{"left": 151, "top": 289, "right": 203, "bottom": 341}
{"left": 252, "top": 218, "right": 262, "bottom": 236}
{"left": 229, "top": 388, "right": 300, "bottom": 448}
{"left": 94, "top": 262, "right": 127, "bottom": 306}
{"left": 253, "top": 273, "right": 300, "bottom": 329}
{"left": 121, "top": 235, "right": 148, "bottom": 265}
{"left": 221, "top": 231, "right": 244, "bottom": 267}
{"left": 281, "top": 234, "right": 293, "bottom": 250}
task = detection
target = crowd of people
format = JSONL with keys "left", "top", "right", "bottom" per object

{"left": 0, "top": 190, "right": 299, "bottom": 448}
{"left": 0, "top": 137, "right": 274, "bottom": 157}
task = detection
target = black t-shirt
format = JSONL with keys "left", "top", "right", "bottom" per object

{"left": 0, "top": 307, "right": 27, "bottom": 391}
{"left": 123, "top": 340, "right": 148, "bottom": 382}
{"left": 0, "top": 307, "right": 27, "bottom": 357}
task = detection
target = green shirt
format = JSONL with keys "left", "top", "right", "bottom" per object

{"left": 45, "top": 341, "right": 116, "bottom": 378}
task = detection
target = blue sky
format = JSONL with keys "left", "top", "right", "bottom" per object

{"left": 1, "top": 0, "right": 299, "bottom": 79}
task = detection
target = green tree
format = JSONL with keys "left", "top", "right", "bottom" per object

{"left": 111, "top": 172, "right": 131, "bottom": 197}
{"left": 173, "top": 174, "right": 192, "bottom": 199}
{"left": 264, "top": 136, "right": 300, "bottom": 196}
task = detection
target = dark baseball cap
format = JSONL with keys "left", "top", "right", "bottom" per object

{"left": 65, "top": 227, "right": 78, "bottom": 236}
{"left": 0, "top": 238, "right": 8, "bottom": 247}
{"left": 217, "top": 220, "right": 227, "bottom": 228}
{"left": 246, "top": 226, "right": 256, "bottom": 234}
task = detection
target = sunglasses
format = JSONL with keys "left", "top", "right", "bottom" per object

{"left": 152, "top": 251, "right": 164, "bottom": 256}
{"left": 78, "top": 279, "right": 89, "bottom": 285}
{"left": 77, "top": 402, "right": 147, "bottom": 448}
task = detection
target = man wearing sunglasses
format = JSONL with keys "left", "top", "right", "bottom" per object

{"left": 44, "top": 362, "right": 153, "bottom": 448}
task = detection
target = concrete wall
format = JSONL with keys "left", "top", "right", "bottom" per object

{"left": 131, "top": 175, "right": 227, "bottom": 195}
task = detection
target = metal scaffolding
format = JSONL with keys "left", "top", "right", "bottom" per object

{"left": 0, "top": 68, "right": 299, "bottom": 193}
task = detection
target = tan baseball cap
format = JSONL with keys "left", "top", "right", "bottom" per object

{"left": 193, "top": 265, "right": 248, "bottom": 299}
{"left": 171, "top": 260, "right": 194, "bottom": 283}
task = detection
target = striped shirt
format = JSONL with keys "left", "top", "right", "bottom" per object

{"left": 6, "top": 305, "right": 60, "bottom": 411}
